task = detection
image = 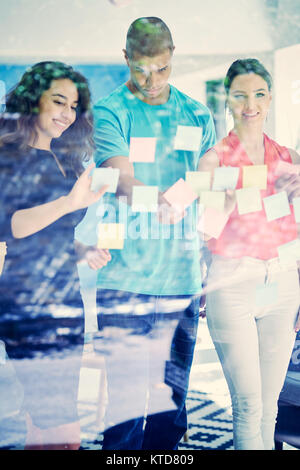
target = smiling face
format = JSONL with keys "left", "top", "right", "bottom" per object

{"left": 125, "top": 49, "right": 173, "bottom": 105}
{"left": 34, "top": 78, "right": 78, "bottom": 149}
{"left": 227, "top": 73, "right": 272, "bottom": 130}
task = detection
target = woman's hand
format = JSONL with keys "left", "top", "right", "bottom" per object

{"left": 85, "top": 247, "right": 111, "bottom": 270}
{"left": 74, "top": 240, "right": 111, "bottom": 270}
{"left": 275, "top": 174, "right": 300, "bottom": 202}
{"left": 66, "top": 162, "right": 109, "bottom": 213}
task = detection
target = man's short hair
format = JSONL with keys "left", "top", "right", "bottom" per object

{"left": 126, "top": 17, "right": 174, "bottom": 59}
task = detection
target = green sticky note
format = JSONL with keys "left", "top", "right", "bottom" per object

{"left": 200, "top": 191, "right": 225, "bottom": 212}
{"left": 277, "top": 239, "right": 300, "bottom": 265}
{"left": 292, "top": 197, "right": 300, "bottom": 223}
{"left": 185, "top": 171, "right": 211, "bottom": 195}
{"left": 263, "top": 191, "right": 291, "bottom": 221}
{"left": 212, "top": 166, "right": 239, "bottom": 191}
{"left": 174, "top": 125, "right": 202, "bottom": 152}
{"left": 236, "top": 187, "right": 262, "bottom": 215}
{"left": 132, "top": 185, "right": 159, "bottom": 212}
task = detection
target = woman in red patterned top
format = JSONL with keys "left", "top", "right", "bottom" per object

{"left": 198, "top": 59, "right": 300, "bottom": 450}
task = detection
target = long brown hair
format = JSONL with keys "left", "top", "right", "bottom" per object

{"left": 0, "top": 61, "right": 95, "bottom": 173}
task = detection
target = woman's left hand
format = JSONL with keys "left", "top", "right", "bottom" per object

{"left": 66, "top": 162, "right": 109, "bottom": 212}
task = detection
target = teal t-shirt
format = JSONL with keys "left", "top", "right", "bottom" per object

{"left": 75, "top": 84, "right": 216, "bottom": 295}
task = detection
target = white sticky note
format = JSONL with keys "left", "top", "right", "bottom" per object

{"left": 212, "top": 166, "right": 239, "bottom": 191}
{"left": 174, "top": 125, "right": 202, "bottom": 152}
{"left": 236, "top": 187, "right": 262, "bottom": 215}
{"left": 200, "top": 191, "right": 225, "bottom": 212}
{"left": 129, "top": 137, "right": 156, "bottom": 162}
{"left": 77, "top": 367, "right": 101, "bottom": 403}
{"left": 132, "top": 185, "right": 158, "bottom": 212}
{"left": 255, "top": 283, "right": 278, "bottom": 307}
{"left": 263, "top": 191, "right": 291, "bottom": 222}
{"left": 97, "top": 223, "right": 125, "bottom": 250}
{"left": 293, "top": 197, "right": 300, "bottom": 223}
{"left": 277, "top": 239, "right": 300, "bottom": 265}
{"left": 163, "top": 178, "right": 198, "bottom": 210}
{"left": 185, "top": 171, "right": 211, "bottom": 195}
{"left": 197, "top": 206, "right": 228, "bottom": 239}
{"left": 91, "top": 167, "right": 120, "bottom": 193}
{"left": 242, "top": 165, "right": 268, "bottom": 190}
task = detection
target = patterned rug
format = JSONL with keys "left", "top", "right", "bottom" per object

{"left": 78, "top": 389, "right": 234, "bottom": 451}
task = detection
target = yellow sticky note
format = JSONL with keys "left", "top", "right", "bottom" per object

{"left": 236, "top": 187, "right": 262, "bottom": 215}
{"left": 242, "top": 165, "right": 268, "bottom": 190}
{"left": 185, "top": 171, "right": 211, "bottom": 196}
{"left": 97, "top": 223, "right": 124, "bottom": 250}
{"left": 200, "top": 191, "right": 225, "bottom": 212}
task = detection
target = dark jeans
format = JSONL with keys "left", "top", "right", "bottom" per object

{"left": 94, "top": 291, "right": 200, "bottom": 450}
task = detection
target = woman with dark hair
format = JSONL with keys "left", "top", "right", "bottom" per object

{"left": 0, "top": 61, "right": 109, "bottom": 449}
{"left": 198, "top": 58, "right": 300, "bottom": 449}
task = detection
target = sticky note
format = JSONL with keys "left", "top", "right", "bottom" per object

{"left": 263, "top": 191, "right": 291, "bottom": 221}
{"left": 255, "top": 283, "right": 278, "bottom": 307}
{"left": 236, "top": 187, "right": 262, "bottom": 215}
{"left": 163, "top": 178, "right": 198, "bottom": 210}
{"left": 97, "top": 223, "right": 125, "bottom": 249}
{"left": 242, "top": 165, "right": 268, "bottom": 190}
{"left": 132, "top": 185, "right": 158, "bottom": 212}
{"left": 174, "top": 125, "right": 202, "bottom": 152}
{"left": 274, "top": 160, "right": 300, "bottom": 177}
{"left": 197, "top": 206, "right": 228, "bottom": 239}
{"left": 129, "top": 137, "right": 156, "bottom": 162}
{"left": 200, "top": 191, "right": 225, "bottom": 212}
{"left": 185, "top": 171, "right": 211, "bottom": 195}
{"left": 78, "top": 368, "right": 101, "bottom": 403}
{"left": 293, "top": 197, "right": 300, "bottom": 223}
{"left": 277, "top": 239, "right": 300, "bottom": 265}
{"left": 212, "top": 166, "right": 239, "bottom": 191}
{"left": 91, "top": 167, "right": 120, "bottom": 193}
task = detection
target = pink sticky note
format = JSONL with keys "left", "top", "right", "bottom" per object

{"left": 163, "top": 178, "right": 198, "bottom": 210}
{"left": 274, "top": 160, "right": 300, "bottom": 177}
{"left": 198, "top": 207, "right": 228, "bottom": 239}
{"left": 129, "top": 137, "right": 156, "bottom": 163}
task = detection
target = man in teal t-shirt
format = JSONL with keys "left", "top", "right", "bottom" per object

{"left": 75, "top": 17, "right": 216, "bottom": 450}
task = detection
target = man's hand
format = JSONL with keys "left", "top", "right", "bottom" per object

{"left": 157, "top": 193, "right": 187, "bottom": 225}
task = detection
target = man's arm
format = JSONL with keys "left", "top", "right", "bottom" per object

{"left": 101, "top": 155, "right": 186, "bottom": 224}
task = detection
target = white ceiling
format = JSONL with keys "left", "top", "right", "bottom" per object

{"left": 0, "top": 0, "right": 274, "bottom": 62}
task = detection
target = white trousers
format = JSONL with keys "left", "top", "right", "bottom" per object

{"left": 205, "top": 255, "right": 299, "bottom": 450}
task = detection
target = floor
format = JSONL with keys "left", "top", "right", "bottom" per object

{"left": 78, "top": 318, "right": 298, "bottom": 451}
